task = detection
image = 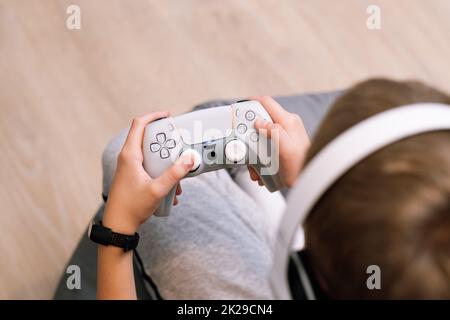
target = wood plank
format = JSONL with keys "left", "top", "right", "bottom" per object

{"left": 0, "top": 0, "right": 449, "bottom": 298}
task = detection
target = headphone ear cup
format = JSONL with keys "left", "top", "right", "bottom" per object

{"left": 289, "top": 250, "right": 333, "bottom": 300}
{"left": 288, "top": 251, "right": 316, "bottom": 300}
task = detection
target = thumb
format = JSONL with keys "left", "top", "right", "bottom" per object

{"left": 153, "top": 155, "right": 194, "bottom": 196}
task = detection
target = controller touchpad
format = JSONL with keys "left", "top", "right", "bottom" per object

{"left": 173, "top": 106, "right": 232, "bottom": 145}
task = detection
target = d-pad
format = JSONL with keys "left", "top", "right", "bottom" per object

{"left": 150, "top": 133, "right": 176, "bottom": 159}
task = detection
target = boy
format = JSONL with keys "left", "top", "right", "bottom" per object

{"left": 97, "top": 79, "right": 450, "bottom": 299}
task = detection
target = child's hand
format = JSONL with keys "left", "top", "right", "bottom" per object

{"left": 103, "top": 112, "right": 194, "bottom": 234}
{"left": 249, "top": 96, "right": 311, "bottom": 188}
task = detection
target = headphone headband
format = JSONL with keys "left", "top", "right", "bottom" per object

{"left": 270, "top": 103, "right": 450, "bottom": 299}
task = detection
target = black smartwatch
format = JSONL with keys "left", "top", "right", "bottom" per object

{"left": 88, "top": 220, "right": 139, "bottom": 252}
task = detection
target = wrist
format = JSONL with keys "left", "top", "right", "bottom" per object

{"left": 103, "top": 205, "right": 140, "bottom": 235}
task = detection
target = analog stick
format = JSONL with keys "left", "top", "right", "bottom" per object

{"left": 225, "top": 139, "right": 247, "bottom": 163}
{"left": 180, "top": 149, "right": 202, "bottom": 172}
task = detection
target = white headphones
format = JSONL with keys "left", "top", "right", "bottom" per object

{"left": 270, "top": 103, "right": 450, "bottom": 299}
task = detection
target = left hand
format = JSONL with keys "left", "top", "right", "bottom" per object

{"left": 248, "top": 96, "right": 311, "bottom": 188}
{"left": 103, "top": 112, "right": 194, "bottom": 234}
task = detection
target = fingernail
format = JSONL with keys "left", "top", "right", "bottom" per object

{"left": 180, "top": 155, "right": 194, "bottom": 168}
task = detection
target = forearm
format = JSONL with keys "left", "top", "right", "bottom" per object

{"left": 95, "top": 111, "right": 192, "bottom": 299}
{"left": 97, "top": 246, "right": 136, "bottom": 299}
{"left": 96, "top": 207, "right": 139, "bottom": 300}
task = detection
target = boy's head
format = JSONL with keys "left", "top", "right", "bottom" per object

{"left": 303, "top": 79, "right": 450, "bottom": 299}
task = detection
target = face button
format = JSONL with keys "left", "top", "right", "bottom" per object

{"left": 165, "top": 139, "right": 176, "bottom": 149}
{"left": 150, "top": 143, "right": 161, "bottom": 153}
{"left": 250, "top": 131, "right": 259, "bottom": 142}
{"left": 179, "top": 149, "right": 202, "bottom": 172}
{"left": 225, "top": 139, "right": 247, "bottom": 163}
{"left": 156, "top": 133, "right": 166, "bottom": 144}
{"left": 237, "top": 123, "right": 247, "bottom": 134}
{"left": 160, "top": 147, "right": 170, "bottom": 159}
{"left": 245, "top": 111, "right": 256, "bottom": 121}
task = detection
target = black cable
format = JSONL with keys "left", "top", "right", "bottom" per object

{"left": 133, "top": 249, "right": 164, "bottom": 300}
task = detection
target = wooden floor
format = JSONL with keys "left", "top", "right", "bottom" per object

{"left": 1, "top": 0, "right": 449, "bottom": 299}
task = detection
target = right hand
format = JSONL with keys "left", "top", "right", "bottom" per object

{"left": 103, "top": 112, "right": 194, "bottom": 234}
{"left": 249, "top": 96, "right": 311, "bottom": 188}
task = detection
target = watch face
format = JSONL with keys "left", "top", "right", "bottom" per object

{"left": 87, "top": 220, "right": 94, "bottom": 238}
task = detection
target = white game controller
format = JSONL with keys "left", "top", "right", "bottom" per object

{"left": 143, "top": 100, "right": 283, "bottom": 216}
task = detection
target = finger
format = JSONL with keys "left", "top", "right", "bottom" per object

{"left": 258, "top": 180, "right": 264, "bottom": 186}
{"left": 248, "top": 166, "right": 264, "bottom": 186}
{"left": 254, "top": 120, "right": 290, "bottom": 143}
{"left": 247, "top": 166, "right": 260, "bottom": 181}
{"left": 256, "top": 121, "right": 299, "bottom": 162}
{"left": 123, "top": 111, "right": 169, "bottom": 158}
{"left": 153, "top": 155, "right": 194, "bottom": 196}
{"left": 176, "top": 183, "right": 182, "bottom": 196}
{"left": 251, "top": 96, "right": 291, "bottom": 126}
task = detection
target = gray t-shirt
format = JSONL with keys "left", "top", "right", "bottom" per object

{"left": 138, "top": 170, "right": 276, "bottom": 299}
{"left": 102, "top": 129, "right": 277, "bottom": 299}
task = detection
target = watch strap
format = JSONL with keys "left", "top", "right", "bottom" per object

{"left": 89, "top": 221, "right": 139, "bottom": 252}
{"left": 109, "top": 229, "right": 140, "bottom": 252}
